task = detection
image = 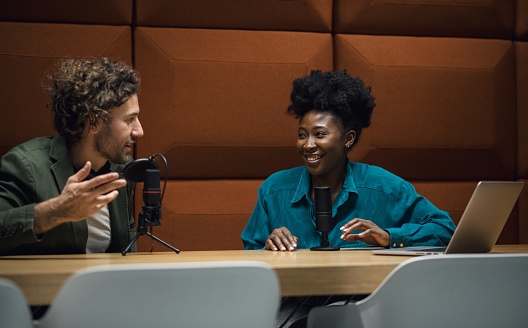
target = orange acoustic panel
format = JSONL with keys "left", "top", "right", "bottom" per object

{"left": 134, "top": 179, "right": 263, "bottom": 251}
{"left": 135, "top": 0, "right": 332, "bottom": 32}
{"left": 517, "top": 42, "right": 528, "bottom": 178}
{"left": 0, "top": 0, "right": 133, "bottom": 25}
{"left": 334, "top": 34, "right": 516, "bottom": 181}
{"left": 333, "top": 0, "right": 515, "bottom": 39}
{"left": 134, "top": 28, "right": 333, "bottom": 179}
{"left": 516, "top": 0, "right": 528, "bottom": 40}
{"left": 135, "top": 179, "right": 522, "bottom": 251}
{"left": 0, "top": 22, "right": 132, "bottom": 158}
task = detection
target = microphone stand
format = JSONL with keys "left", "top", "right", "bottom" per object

{"left": 310, "top": 231, "right": 339, "bottom": 251}
{"left": 122, "top": 205, "right": 180, "bottom": 255}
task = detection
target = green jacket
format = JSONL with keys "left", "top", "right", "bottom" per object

{"left": 0, "top": 136, "right": 137, "bottom": 255}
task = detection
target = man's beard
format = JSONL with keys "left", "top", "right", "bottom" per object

{"left": 94, "top": 124, "right": 131, "bottom": 164}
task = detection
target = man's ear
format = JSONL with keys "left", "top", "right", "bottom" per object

{"left": 87, "top": 114, "right": 102, "bottom": 134}
{"left": 345, "top": 130, "right": 356, "bottom": 149}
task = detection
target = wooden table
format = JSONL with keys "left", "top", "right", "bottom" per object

{"left": 1, "top": 244, "right": 527, "bottom": 306}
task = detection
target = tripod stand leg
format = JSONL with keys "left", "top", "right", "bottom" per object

{"left": 147, "top": 232, "right": 180, "bottom": 253}
{"left": 121, "top": 231, "right": 141, "bottom": 256}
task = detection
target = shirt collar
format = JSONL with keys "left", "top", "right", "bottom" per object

{"left": 291, "top": 167, "right": 311, "bottom": 203}
{"left": 335, "top": 160, "right": 358, "bottom": 209}
{"left": 290, "top": 159, "right": 359, "bottom": 206}
{"left": 83, "top": 161, "right": 112, "bottom": 181}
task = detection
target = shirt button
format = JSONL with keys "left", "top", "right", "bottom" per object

{"left": 400, "top": 243, "right": 404, "bottom": 248}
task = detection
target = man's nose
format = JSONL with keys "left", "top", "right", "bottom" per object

{"left": 133, "top": 120, "right": 144, "bottom": 138}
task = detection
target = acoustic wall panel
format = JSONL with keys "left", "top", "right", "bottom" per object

{"left": 335, "top": 34, "right": 516, "bottom": 180}
{"left": 516, "top": 0, "right": 528, "bottom": 40}
{"left": 0, "top": 22, "right": 132, "bottom": 157}
{"left": 0, "top": 0, "right": 133, "bottom": 25}
{"left": 138, "top": 180, "right": 521, "bottom": 252}
{"left": 334, "top": 0, "right": 515, "bottom": 39}
{"left": 517, "top": 41, "right": 528, "bottom": 178}
{"left": 135, "top": 28, "right": 333, "bottom": 179}
{"left": 135, "top": 180, "right": 262, "bottom": 251}
{"left": 135, "top": 0, "right": 332, "bottom": 32}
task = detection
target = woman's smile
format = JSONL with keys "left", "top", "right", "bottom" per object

{"left": 296, "top": 110, "right": 352, "bottom": 178}
{"left": 304, "top": 153, "right": 325, "bottom": 165}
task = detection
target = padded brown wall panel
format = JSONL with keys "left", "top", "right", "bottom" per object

{"left": 413, "top": 181, "right": 519, "bottom": 245}
{"left": 135, "top": 0, "right": 332, "bottom": 32}
{"left": 0, "top": 0, "right": 133, "bottom": 25}
{"left": 517, "top": 41, "right": 528, "bottom": 178}
{"left": 135, "top": 28, "right": 332, "bottom": 179}
{"left": 0, "top": 22, "right": 132, "bottom": 158}
{"left": 516, "top": 0, "right": 528, "bottom": 40}
{"left": 135, "top": 180, "right": 263, "bottom": 251}
{"left": 334, "top": 0, "right": 515, "bottom": 39}
{"left": 334, "top": 34, "right": 516, "bottom": 181}
{"left": 139, "top": 179, "right": 521, "bottom": 251}
{"left": 519, "top": 41, "right": 528, "bottom": 242}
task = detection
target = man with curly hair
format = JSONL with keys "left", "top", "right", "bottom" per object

{"left": 0, "top": 57, "right": 143, "bottom": 255}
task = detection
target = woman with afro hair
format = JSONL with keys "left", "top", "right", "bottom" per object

{"left": 242, "top": 70, "right": 455, "bottom": 252}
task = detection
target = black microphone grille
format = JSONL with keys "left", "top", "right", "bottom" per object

{"left": 314, "top": 186, "right": 331, "bottom": 213}
{"left": 123, "top": 158, "right": 158, "bottom": 182}
{"left": 144, "top": 169, "right": 161, "bottom": 190}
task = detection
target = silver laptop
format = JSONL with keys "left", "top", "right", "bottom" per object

{"left": 372, "top": 181, "right": 524, "bottom": 256}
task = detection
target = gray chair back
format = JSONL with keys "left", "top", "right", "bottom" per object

{"left": 308, "top": 254, "right": 528, "bottom": 328}
{"left": 35, "top": 261, "right": 280, "bottom": 328}
{"left": 0, "top": 277, "right": 33, "bottom": 328}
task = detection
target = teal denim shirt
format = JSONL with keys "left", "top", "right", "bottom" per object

{"left": 242, "top": 161, "right": 456, "bottom": 250}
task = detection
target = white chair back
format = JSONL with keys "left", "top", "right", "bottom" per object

{"left": 308, "top": 254, "right": 528, "bottom": 328}
{"left": 35, "top": 261, "right": 280, "bottom": 328}
{"left": 0, "top": 277, "right": 34, "bottom": 328}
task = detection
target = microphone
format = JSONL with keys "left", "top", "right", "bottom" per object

{"left": 121, "top": 154, "right": 179, "bottom": 255}
{"left": 142, "top": 168, "right": 161, "bottom": 226}
{"left": 310, "top": 186, "right": 340, "bottom": 251}
{"left": 143, "top": 169, "right": 161, "bottom": 208}
{"left": 122, "top": 157, "right": 162, "bottom": 226}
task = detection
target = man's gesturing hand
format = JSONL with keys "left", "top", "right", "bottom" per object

{"left": 33, "top": 161, "right": 127, "bottom": 235}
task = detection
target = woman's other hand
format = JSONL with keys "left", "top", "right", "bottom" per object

{"left": 340, "top": 218, "right": 390, "bottom": 247}
{"left": 266, "top": 227, "right": 299, "bottom": 251}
